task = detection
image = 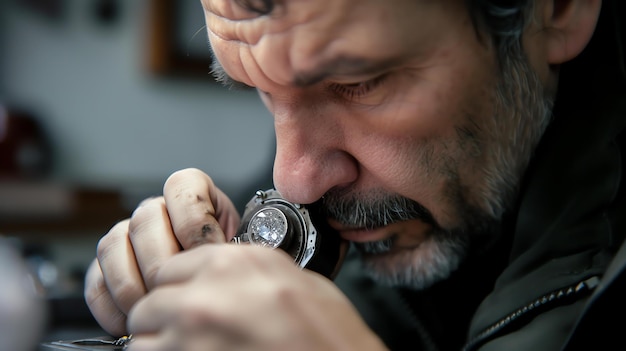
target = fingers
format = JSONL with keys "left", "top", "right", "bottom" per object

{"left": 125, "top": 244, "right": 382, "bottom": 351}
{"left": 89, "top": 196, "right": 187, "bottom": 334}
{"left": 126, "top": 285, "right": 180, "bottom": 336}
{"left": 96, "top": 220, "right": 147, "bottom": 316}
{"left": 153, "top": 244, "right": 295, "bottom": 288}
{"left": 87, "top": 168, "right": 242, "bottom": 338}
{"left": 211, "top": 186, "right": 241, "bottom": 240}
{"left": 126, "top": 249, "right": 260, "bottom": 347}
{"left": 127, "top": 281, "right": 238, "bottom": 348}
{"left": 127, "top": 197, "right": 182, "bottom": 290}
{"left": 84, "top": 259, "right": 129, "bottom": 337}
{"left": 163, "top": 168, "right": 240, "bottom": 248}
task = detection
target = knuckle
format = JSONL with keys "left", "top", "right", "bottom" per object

{"left": 136, "top": 195, "right": 162, "bottom": 208}
{"left": 212, "top": 247, "right": 242, "bottom": 272}
{"left": 128, "top": 197, "right": 165, "bottom": 235}
{"left": 177, "top": 302, "right": 218, "bottom": 327}
{"left": 223, "top": 245, "right": 267, "bottom": 271}
{"left": 97, "top": 220, "right": 129, "bottom": 260}
{"left": 130, "top": 197, "right": 163, "bottom": 223}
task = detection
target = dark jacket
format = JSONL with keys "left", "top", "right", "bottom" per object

{"left": 334, "top": 1, "right": 626, "bottom": 350}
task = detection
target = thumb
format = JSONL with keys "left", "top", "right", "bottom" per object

{"left": 163, "top": 168, "right": 241, "bottom": 249}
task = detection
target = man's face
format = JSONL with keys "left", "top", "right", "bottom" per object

{"left": 203, "top": 0, "right": 552, "bottom": 288}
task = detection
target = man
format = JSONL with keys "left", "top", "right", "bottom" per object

{"left": 85, "top": 0, "right": 626, "bottom": 350}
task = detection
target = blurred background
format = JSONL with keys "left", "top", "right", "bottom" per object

{"left": 0, "top": 0, "right": 275, "bottom": 347}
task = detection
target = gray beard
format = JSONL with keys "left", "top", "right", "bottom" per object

{"left": 357, "top": 233, "right": 468, "bottom": 290}
{"left": 322, "top": 190, "right": 475, "bottom": 290}
{"left": 355, "top": 238, "right": 394, "bottom": 255}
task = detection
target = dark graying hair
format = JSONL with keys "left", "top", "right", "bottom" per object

{"left": 466, "top": 0, "right": 534, "bottom": 60}
{"left": 212, "top": 0, "right": 537, "bottom": 85}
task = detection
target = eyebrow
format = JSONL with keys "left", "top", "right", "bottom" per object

{"left": 292, "top": 55, "right": 400, "bottom": 87}
{"left": 210, "top": 52, "right": 399, "bottom": 89}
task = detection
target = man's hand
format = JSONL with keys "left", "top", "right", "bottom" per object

{"left": 125, "top": 244, "right": 388, "bottom": 351}
{"left": 84, "top": 168, "right": 241, "bottom": 336}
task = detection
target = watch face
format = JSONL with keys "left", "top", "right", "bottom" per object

{"left": 233, "top": 189, "right": 341, "bottom": 279}
{"left": 247, "top": 206, "right": 288, "bottom": 248}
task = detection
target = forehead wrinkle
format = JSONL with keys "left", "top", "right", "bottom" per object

{"left": 209, "top": 1, "right": 410, "bottom": 88}
{"left": 205, "top": 5, "right": 264, "bottom": 45}
{"left": 240, "top": 44, "right": 276, "bottom": 87}
{"left": 209, "top": 29, "right": 294, "bottom": 90}
{"left": 206, "top": 4, "right": 301, "bottom": 47}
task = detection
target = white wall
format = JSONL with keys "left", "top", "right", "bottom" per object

{"left": 1, "top": 0, "right": 276, "bottom": 208}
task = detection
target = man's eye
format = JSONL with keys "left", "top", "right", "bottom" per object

{"left": 234, "top": 0, "right": 273, "bottom": 14}
{"left": 328, "top": 75, "right": 387, "bottom": 101}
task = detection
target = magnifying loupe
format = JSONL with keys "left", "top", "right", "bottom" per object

{"left": 232, "top": 189, "right": 341, "bottom": 278}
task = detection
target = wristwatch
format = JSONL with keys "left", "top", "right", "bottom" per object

{"left": 232, "top": 189, "right": 341, "bottom": 278}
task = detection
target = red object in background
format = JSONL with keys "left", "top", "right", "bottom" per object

{"left": 0, "top": 107, "right": 53, "bottom": 179}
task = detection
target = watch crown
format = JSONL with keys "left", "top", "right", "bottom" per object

{"left": 255, "top": 190, "right": 267, "bottom": 200}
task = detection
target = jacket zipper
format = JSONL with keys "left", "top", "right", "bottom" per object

{"left": 460, "top": 275, "right": 600, "bottom": 351}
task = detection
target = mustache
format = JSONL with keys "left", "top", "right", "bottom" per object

{"left": 320, "top": 190, "right": 435, "bottom": 229}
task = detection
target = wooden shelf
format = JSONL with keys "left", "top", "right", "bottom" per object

{"left": 0, "top": 181, "right": 131, "bottom": 236}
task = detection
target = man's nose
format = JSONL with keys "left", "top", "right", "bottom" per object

{"left": 272, "top": 100, "right": 358, "bottom": 205}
